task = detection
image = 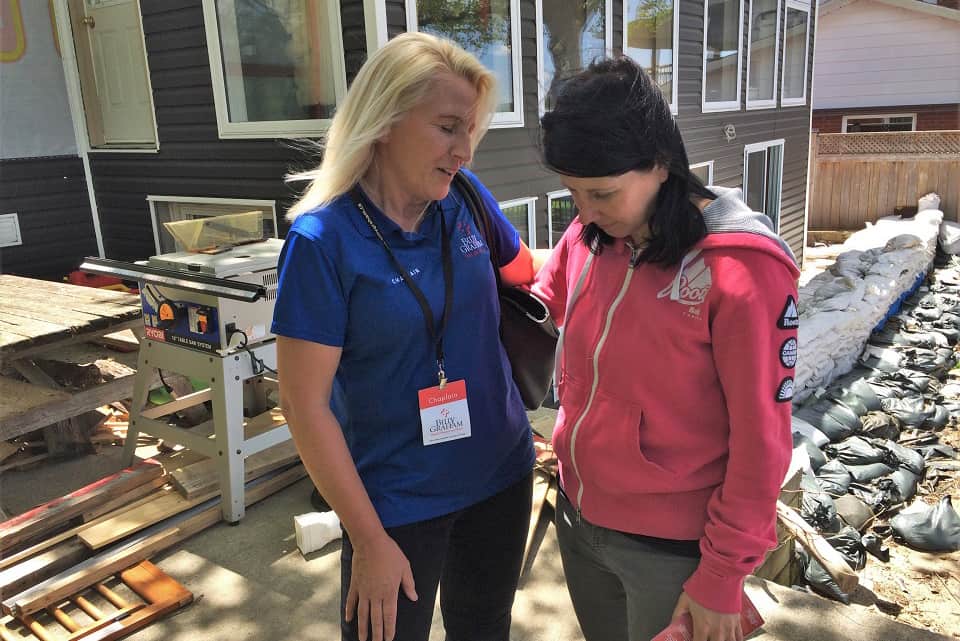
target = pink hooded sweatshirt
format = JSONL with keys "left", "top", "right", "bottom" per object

{"left": 533, "top": 187, "right": 800, "bottom": 613}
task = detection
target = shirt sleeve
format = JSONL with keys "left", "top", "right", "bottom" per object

{"left": 531, "top": 228, "right": 572, "bottom": 326}
{"left": 682, "top": 249, "right": 797, "bottom": 613}
{"left": 270, "top": 227, "right": 347, "bottom": 347}
{"left": 463, "top": 169, "right": 521, "bottom": 267}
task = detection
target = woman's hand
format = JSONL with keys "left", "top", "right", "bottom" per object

{"left": 345, "top": 531, "right": 418, "bottom": 641}
{"left": 671, "top": 591, "right": 742, "bottom": 641}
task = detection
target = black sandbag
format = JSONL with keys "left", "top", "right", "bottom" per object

{"left": 890, "top": 496, "right": 960, "bottom": 552}
{"left": 826, "top": 526, "right": 868, "bottom": 571}
{"left": 795, "top": 400, "right": 862, "bottom": 443}
{"left": 794, "top": 432, "right": 827, "bottom": 472}
{"left": 865, "top": 380, "right": 905, "bottom": 400}
{"left": 875, "top": 440, "right": 925, "bottom": 475}
{"left": 917, "top": 444, "right": 958, "bottom": 461}
{"left": 872, "top": 370, "right": 935, "bottom": 395}
{"left": 816, "top": 459, "right": 853, "bottom": 496}
{"left": 833, "top": 493, "right": 874, "bottom": 531}
{"left": 799, "top": 549, "right": 850, "bottom": 605}
{"left": 860, "top": 411, "right": 901, "bottom": 441}
{"left": 877, "top": 468, "right": 920, "bottom": 503}
{"left": 850, "top": 483, "right": 898, "bottom": 514}
{"left": 922, "top": 405, "right": 950, "bottom": 431}
{"left": 880, "top": 396, "right": 927, "bottom": 428}
{"left": 861, "top": 533, "right": 890, "bottom": 562}
{"left": 911, "top": 305, "right": 942, "bottom": 322}
{"left": 846, "top": 462, "right": 895, "bottom": 483}
{"left": 800, "top": 481, "right": 843, "bottom": 533}
{"left": 824, "top": 436, "right": 886, "bottom": 466}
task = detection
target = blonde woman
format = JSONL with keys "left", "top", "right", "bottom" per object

{"left": 273, "top": 33, "right": 536, "bottom": 641}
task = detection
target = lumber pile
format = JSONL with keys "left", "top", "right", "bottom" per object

{"left": 0, "top": 442, "right": 305, "bottom": 636}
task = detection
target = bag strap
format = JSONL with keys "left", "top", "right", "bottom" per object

{"left": 453, "top": 171, "right": 503, "bottom": 291}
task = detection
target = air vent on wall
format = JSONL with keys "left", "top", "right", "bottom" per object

{"left": 0, "top": 213, "right": 23, "bottom": 248}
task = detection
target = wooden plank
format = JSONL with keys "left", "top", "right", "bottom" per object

{"left": 0, "top": 375, "right": 141, "bottom": 442}
{"left": 0, "top": 480, "right": 166, "bottom": 573}
{"left": 3, "top": 464, "right": 306, "bottom": 617}
{"left": 521, "top": 470, "right": 552, "bottom": 575}
{"left": 120, "top": 560, "right": 192, "bottom": 609}
{"left": 170, "top": 440, "right": 299, "bottom": 499}
{"left": 0, "top": 540, "right": 89, "bottom": 600}
{"left": 78, "top": 488, "right": 218, "bottom": 550}
{"left": 0, "top": 319, "right": 142, "bottom": 364}
{"left": 0, "top": 460, "right": 163, "bottom": 552}
{"left": 0, "top": 441, "right": 21, "bottom": 464}
{"left": 80, "top": 477, "right": 169, "bottom": 523}
{"left": 0, "top": 378, "right": 72, "bottom": 423}
{"left": 776, "top": 500, "right": 858, "bottom": 594}
{"left": 91, "top": 329, "right": 140, "bottom": 353}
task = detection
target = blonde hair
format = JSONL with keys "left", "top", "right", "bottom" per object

{"left": 285, "top": 32, "right": 497, "bottom": 221}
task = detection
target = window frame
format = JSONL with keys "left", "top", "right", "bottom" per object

{"left": 201, "top": 0, "right": 348, "bottom": 140}
{"left": 780, "top": 0, "right": 811, "bottom": 107}
{"left": 690, "top": 160, "right": 715, "bottom": 185}
{"left": 701, "top": 0, "right": 746, "bottom": 113}
{"left": 742, "top": 139, "right": 785, "bottom": 232}
{"left": 498, "top": 196, "right": 539, "bottom": 248}
{"left": 547, "top": 188, "right": 575, "bottom": 249}
{"left": 147, "top": 195, "right": 279, "bottom": 255}
{"left": 745, "top": 0, "right": 781, "bottom": 110}
{"left": 841, "top": 113, "right": 917, "bottom": 133}
{"left": 407, "top": 0, "right": 524, "bottom": 128}
{"left": 622, "top": 0, "right": 679, "bottom": 114}
{"left": 536, "top": 0, "right": 614, "bottom": 117}
{"left": 0, "top": 213, "right": 22, "bottom": 248}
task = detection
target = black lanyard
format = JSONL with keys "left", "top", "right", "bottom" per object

{"left": 350, "top": 189, "right": 454, "bottom": 387}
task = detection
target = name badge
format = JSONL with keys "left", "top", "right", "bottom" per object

{"left": 418, "top": 379, "right": 472, "bottom": 446}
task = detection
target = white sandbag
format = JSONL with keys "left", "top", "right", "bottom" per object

{"left": 918, "top": 193, "right": 941, "bottom": 212}
{"left": 941, "top": 220, "right": 960, "bottom": 255}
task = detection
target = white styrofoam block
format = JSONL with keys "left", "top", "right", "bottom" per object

{"left": 295, "top": 511, "right": 342, "bottom": 555}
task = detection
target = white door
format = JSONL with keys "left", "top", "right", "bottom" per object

{"left": 76, "top": 0, "right": 155, "bottom": 145}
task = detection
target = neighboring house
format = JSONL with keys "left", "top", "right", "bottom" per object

{"left": 811, "top": 0, "right": 960, "bottom": 133}
{"left": 1, "top": 0, "right": 817, "bottom": 280}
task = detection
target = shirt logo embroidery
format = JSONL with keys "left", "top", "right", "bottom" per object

{"left": 778, "top": 295, "right": 800, "bottom": 329}
{"left": 656, "top": 257, "right": 712, "bottom": 306}
{"left": 455, "top": 220, "right": 486, "bottom": 258}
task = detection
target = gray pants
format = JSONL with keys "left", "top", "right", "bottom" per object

{"left": 556, "top": 490, "right": 701, "bottom": 641}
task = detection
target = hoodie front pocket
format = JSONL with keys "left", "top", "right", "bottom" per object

{"left": 567, "top": 378, "right": 685, "bottom": 496}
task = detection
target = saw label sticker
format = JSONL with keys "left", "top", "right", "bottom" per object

{"left": 777, "top": 295, "right": 799, "bottom": 330}
{"left": 779, "top": 337, "right": 798, "bottom": 369}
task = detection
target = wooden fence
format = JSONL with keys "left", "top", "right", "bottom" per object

{"left": 808, "top": 131, "right": 960, "bottom": 230}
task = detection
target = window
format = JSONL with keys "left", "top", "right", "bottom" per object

{"left": 202, "top": 0, "right": 347, "bottom": 139}
{"left": 538, "top": 0, "right": 611, "bottom": 115}
{"left": 499, "top": 197, "right": 538, "bottom": 247}
{"left": 743, "top": 140, "right": 784, "bottom": 230}
{"left": 624, "top": 0, "right": 678, "bottom": 113}
{"left": 702, "top": 0, "right": 744, "bottom": 112}
{"left": 547, "top": 190, "right": 576, "bottom": 248}
{"left": 842, "top": 114, "right": 917, "bottom": 133}
{"left": 409, "top": 0, "right": 523, "bottom": 127}
{"left": 781, "top": 0, "right": 810, "bottom": 106}
{"left": 746, "top": 0, "right": 780, "bottom": 109}
{"left": 690, "top": 161, "right": 714, "bottom": 185}
{"left": 147, "top": 196, "right": 278, "bottom": 255}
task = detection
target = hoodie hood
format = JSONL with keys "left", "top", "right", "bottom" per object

{"left": 663, "top": 186, "right": 800, "bottom": 303}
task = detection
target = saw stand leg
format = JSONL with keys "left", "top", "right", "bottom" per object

{"left": 123, "top": 339, "right": 290, "bottom": 523}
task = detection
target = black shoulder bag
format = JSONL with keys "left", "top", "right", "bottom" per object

{"left": 453, "top": 171, "right": 559, "bottom": 410}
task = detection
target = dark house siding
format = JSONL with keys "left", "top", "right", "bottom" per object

{"left": 87, "top": 1, "right": 363, "bottom": 261}
{"left": 0, "top": 156, "right": 98, "bottom": 279}
{"left": 674, "top": 0, "right": 815, "bottom": 260}
{"left": 85, "top": 0, "right": 812, "bottom": 261}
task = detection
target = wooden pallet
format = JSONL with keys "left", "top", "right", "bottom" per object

{"left": 0, "top": 561, "right": 191, "bottom": 641}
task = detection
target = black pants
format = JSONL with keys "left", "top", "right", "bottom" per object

{"left": 340, "top": 473, "right": 533, "bottom": 641}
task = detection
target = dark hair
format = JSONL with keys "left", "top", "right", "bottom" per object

{"left": 540, "top": 57, "right": 712, "bottom": 266}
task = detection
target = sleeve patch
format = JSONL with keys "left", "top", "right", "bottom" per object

{"left": 775, "top": 377, "right": 795, "bottom": 403}
{"left": 777, "top": 295, "right": 799, "bottom": 330}
{"left": 779, "top": 337, "right": 798, "bottom": 369}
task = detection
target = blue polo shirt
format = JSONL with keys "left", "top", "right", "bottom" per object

{"left": 271, "top": 170, "right": 534, "bottom": 527}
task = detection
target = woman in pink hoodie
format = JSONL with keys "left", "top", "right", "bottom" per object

{"left": 533, "top": 57, "right": 800, "bottom": 641}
